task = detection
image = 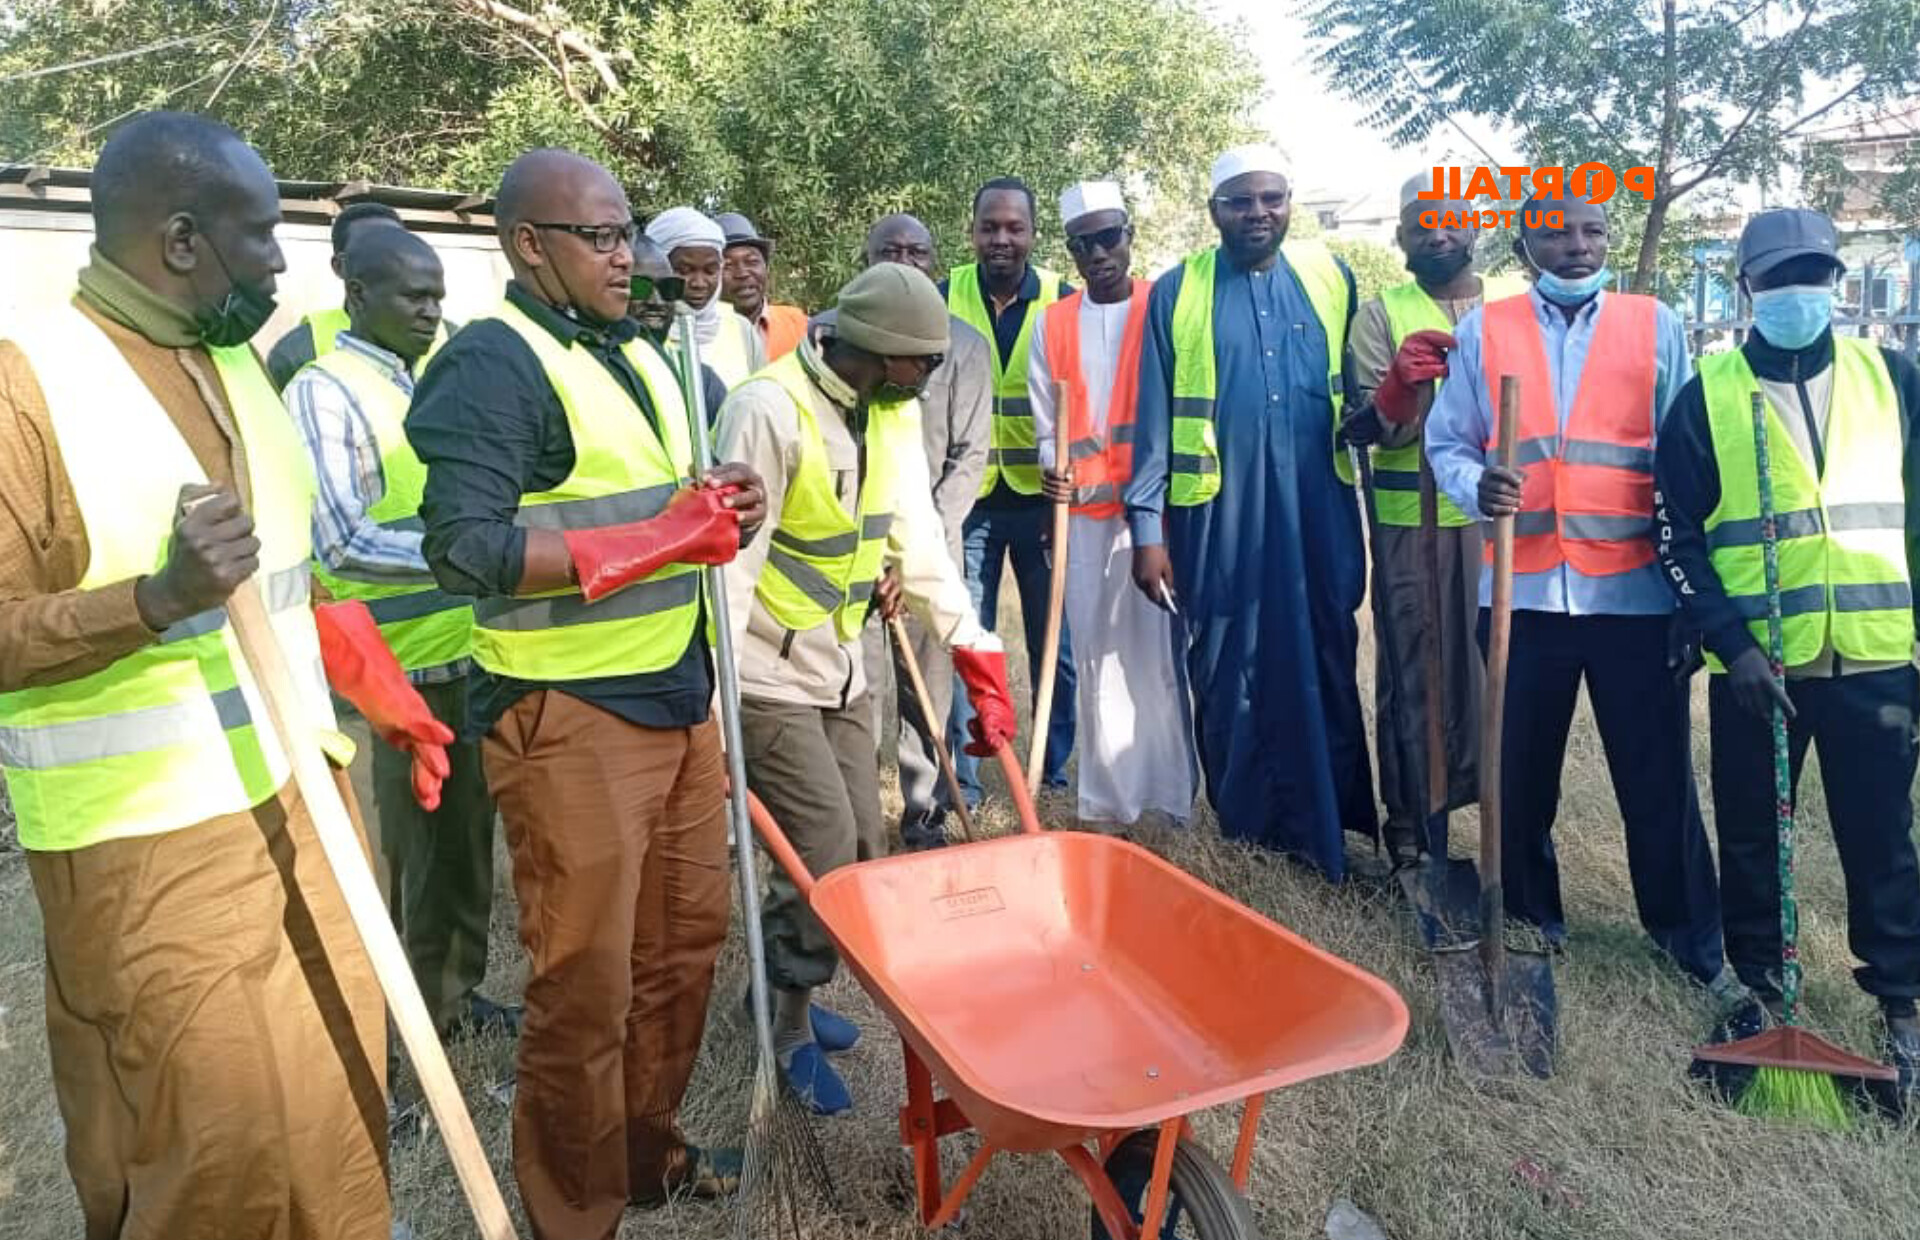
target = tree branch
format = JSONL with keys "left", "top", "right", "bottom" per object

{"left": 448, "top": 0, "right": 621, "bottom": 95}
{"left": 1665, "top": 3, "right": 1820, "bottom": 198}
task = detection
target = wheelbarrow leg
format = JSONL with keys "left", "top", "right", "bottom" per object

{"left": 1230, "top": 1095, "right": 1266, "bottom": 1192}
{"left": 1137, "top": 1118, "right": 1183, "bottom": 1238}
{"left": 900, "top": 1042, "right": 944, "bottom": 1224}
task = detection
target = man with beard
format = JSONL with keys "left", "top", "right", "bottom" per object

{"left": 1127, "top": 144, "right": 1374, "bottom": 879}
{"left": 1030, "top": 181, "right": 1197, "bottom": 829}
{"left": 1341, "top": 172, "right": 1529, "bottom": 864}
{"left": 942, "top": 178, "right": 1077, "bottom": 803}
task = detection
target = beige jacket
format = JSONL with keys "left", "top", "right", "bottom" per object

{"left": 716, "top": 343, "right": 988, "bottom": 709}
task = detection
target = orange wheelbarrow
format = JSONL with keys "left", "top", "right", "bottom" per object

{"left": 748, "top": 746, "right": 1410, "bottom": 1238}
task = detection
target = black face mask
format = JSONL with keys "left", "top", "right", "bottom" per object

{"left": 192, "top": 231, "right": 278, "bottom": 348}
{"left": 1405, "top": 248, "right": 1474, "bottom": 286}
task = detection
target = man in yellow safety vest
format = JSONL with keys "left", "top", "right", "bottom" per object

{"left": 266, "top": 200, "right": 403, "bottom": 390}
{"left": 1657, "top": 207, "right": 1920, "bottom": 1102}
{"left": 645, "top": 205, "right": 766, "bottom": 389}
{"left": 717, "top": 263, "right": 1016, "bottom": 1117}
{"left": 1341, "top": 171, "right": 1529, "bottom": 864}
{"left": 0, "top": 109, "right": 453, "bottom": 1240}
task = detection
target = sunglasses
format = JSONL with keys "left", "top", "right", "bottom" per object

{"left": 888, "top": 352, "right": 945, "bottom": 374}
{"left": 1066, "top": 225, "right": 1130, "bottom": 257}
{"left": 630, "top": 274, "right": 689, "bottom": 303}
{"left": 1211, "top": 191, "right": 1290, "bottom": 216}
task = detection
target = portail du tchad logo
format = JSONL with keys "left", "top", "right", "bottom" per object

{"left": 1414, "top": 165, "right": 1657, "bottom": 230}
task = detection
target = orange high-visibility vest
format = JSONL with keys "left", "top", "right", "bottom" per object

{"left": 1040, "top": 280, "right": 1152, "bottom": 519}
{"left": 1481, "top": 292, "right": 1659, "bottom": 576}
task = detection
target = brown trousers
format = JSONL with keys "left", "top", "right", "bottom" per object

{"left": 483, "top": 691, "right": 729, "bottom": 1240}
{"left": 28, "top": 780, "right": 389, "bottom": 1240}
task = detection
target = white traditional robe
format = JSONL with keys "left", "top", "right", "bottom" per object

{"left": 1030, "top": 292, "right": 1198, "bottom": 826}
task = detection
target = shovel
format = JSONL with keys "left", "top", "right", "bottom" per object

{"left": 1431, "top": 374, "right": 1557, "bottom": 1080}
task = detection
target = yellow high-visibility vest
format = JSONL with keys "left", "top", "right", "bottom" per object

{"left": 946, "top": 262, "right": 1063, "bottom": 497}
{"left": 1372, "top": 274, "right": 1531, "bottom": 527}
{"left": 303, "top": 347, "right": 474, "bottom": 673}
{"left": 1166, "top": 241, "right": 1351, "bottom": 506}
{"left": 469, "top": 304, "right": 705, "bottom": 680}
{"left": 751, "top": 353, "right": 908, "bottom": 642}
{"left": 0, "top": 300, "right": 346, "bottom": 851}
{"left": 1701, "top": 338, "right": 1912, "bottom": 670}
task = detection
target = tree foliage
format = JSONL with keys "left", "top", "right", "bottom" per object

{"left": 1307, "top": 0, "right": 1920, "bottom": 294}
{"left": 0, "top": 0, "right": 1262, "bottom": 303}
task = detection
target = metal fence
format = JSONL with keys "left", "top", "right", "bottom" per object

{"left": 1686, "top": 244, "right": 1920, "bottom": 358}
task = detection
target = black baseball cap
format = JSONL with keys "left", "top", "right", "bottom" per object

{"left": 1736, "top": 208, "right": 1844, "bottom": 281}
{"left": 715, "top": 212, "right": 772, "bottom": 257}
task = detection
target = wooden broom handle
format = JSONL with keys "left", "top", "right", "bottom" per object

{"left": 889, "top": 614, "right": 977, "bottom": 843}
{"left": 224, "top": 583, "right": 518, "bottom": 1240}
{"left": 1027, "top": 378, "right": 1073, "bottom": 793}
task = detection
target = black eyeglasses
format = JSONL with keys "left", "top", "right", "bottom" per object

{"left": 1211, "top": 191, "right": 1290, "bottom": 216}
{"left": 630, "top": 274, "right": 688, "bottom": 302}
{"left": 530, "top": 220, "right": 639, "bottom": 253}
{"left": 888, "top": 352, "right": 945, "bottom": 374}
{"left": 1066, "top": 225, "right": 1130, "bottom": 257}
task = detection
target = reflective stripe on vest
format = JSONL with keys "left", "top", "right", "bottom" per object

{"left": 303, "top": 348, "right": 475, "bottom": 673}
{"left": 752, "top": 353, "right": 906, "bottom": 642}
{"left": 0, "top": 301, "right": 345, "bottom": 851}
{"left": 1166, "top": 241, "right": 1352, "bottom": 507}
{"left": 1040, "top": 281, "right": 1152, "bottom": 519}
{"left": 947, "top": 262, "right": 1063, "bottom": 497}
{"left": 470, "top": 304, "right": 703, "bottom": 680}
{"left": 1480, "top": 292, "right": 1658, "bottom": 575}
{"left": 1700, "top": 340, "right": 1911, "bottom": 670}
{"left": 1372, "top": 274, "right": 1530, "bottom": 527}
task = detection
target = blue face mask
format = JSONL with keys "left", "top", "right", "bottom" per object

{"left": 1534, "top": 266, "right": 1614, "bottom": 306}
{"left": 1750, "top": 285, "right": 1834, "bottom": 351}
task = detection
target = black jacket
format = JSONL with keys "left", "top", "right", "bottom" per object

{"left": 1654, "top": 328, "right": 1920, "bottom": 668}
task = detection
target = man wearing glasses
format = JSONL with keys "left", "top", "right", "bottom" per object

{"left": 629, "top": 233, "right": 729, "bottom": 416}
{"left": 716, "top": 263, "right": 1016, "bottom": 1115}
{"left": 1031, "top": 181, "right": 1197, "bottom": 831}
{"left": 1128, "top": 144, "right": 1376, "bottom": 880}
{"left": 407, "top": 148, "right": 768, "bottom": 1237}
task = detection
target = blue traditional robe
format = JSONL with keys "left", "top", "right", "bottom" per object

{"left": 1125, "top": 245, "right": 1375, "bottom": 878}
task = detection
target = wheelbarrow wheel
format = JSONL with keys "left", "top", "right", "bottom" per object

{"left": 1089, "top": 1131, "right": 1261, "bottom": 1240}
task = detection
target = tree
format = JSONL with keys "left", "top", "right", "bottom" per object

{"left": 0, "top": 0, "right": 1263, "bottom": 304}
{"left": 1306, "top": 0, "right": 1920, "bottom": 294}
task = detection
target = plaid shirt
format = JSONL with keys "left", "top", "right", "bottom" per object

{"left": 285, "top": 331, "right": 466, "bottom": 684}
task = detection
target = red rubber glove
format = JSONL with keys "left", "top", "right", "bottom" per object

{"left": 315, "top": 601, "right": 454, "bottom": 811}
{"left": 1373, "top": 329, "right": 1457, "bottom": 425}
{"left": 562, "top": 487, "right": 741, "bottom": 603}
{"left": 952, "top": 642, "right": 1016, "bottom": 757}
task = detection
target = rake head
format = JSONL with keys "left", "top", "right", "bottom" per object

{"left": 731, "top": 1052, "right": 838, "bottom": 1240}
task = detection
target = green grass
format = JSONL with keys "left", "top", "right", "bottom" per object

{"left": 2, "top": 602, "right": 1917, "bottom": 1239}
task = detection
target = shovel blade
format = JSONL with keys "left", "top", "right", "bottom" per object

{"left": 1434, "top": 947, "right": 1557, "bottom": 1080}
{"left": 1399, "top": 857, "right": 1482, "bottom": 951}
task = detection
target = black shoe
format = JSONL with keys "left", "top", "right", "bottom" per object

{"left": 1690, "top": 997, "right": 1769, "bottom": 1101}
{"left": 631, "top": 1143, "right": 744, "bottom": 1207}
{"left": 1885, "top": 1012, "right": 1919, "bottom": 1115}
{"left": 899, "top": 811, "right": 948, "bottom": 852}
{"left": 444, "top": 993, "right": 523, "bottom": 1043}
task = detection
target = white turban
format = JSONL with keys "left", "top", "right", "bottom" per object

{"left": 644, "top": 207, "right": 728, "bottom": 342}
{"left": 1210, "top": 144, "right": 1292, "bottom": 192}
{"left": 1399, "top": 171, "right": 1434, "bottom": 211}
{"left": 1059, "top": 180, "right": 1127, "bottom": 228}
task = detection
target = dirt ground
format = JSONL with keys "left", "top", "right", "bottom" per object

{"left": 2, "top": 612, "right": 1917, "bottom": 1240}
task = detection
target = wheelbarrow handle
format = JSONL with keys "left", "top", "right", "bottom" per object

{"left": 747, "top": 790, "right": 817, "bottom": 897}
{"left": 745, "top": 742, "right": 1045, "bottom": 898}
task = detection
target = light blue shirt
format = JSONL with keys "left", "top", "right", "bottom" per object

{"left": 1424, "top": 287, "right": 1692, "bottom": 616}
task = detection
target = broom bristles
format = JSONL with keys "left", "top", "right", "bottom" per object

{"left": 1733, "top": 1065, "right": 1854, "bottom": 1132}
{"left": 732, "top": 1050, "right": 837, "bottom": 1240}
